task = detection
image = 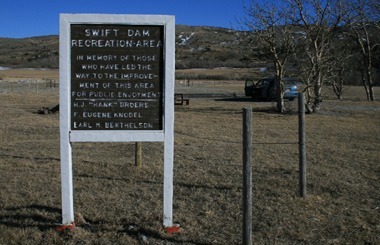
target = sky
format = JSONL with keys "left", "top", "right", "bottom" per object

{"left": 0, "top": 0, "right": 246, "bottom": 38}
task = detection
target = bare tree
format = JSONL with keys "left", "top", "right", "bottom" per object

{"left": 240, "top": 0, "right": 377, "bottom": 108}
{"left": 348, "top": 0, "right": 379, "bottom": 101}
{"left": 326, "top": 27, "right": 356, "bottom": 100}
{"left": 241, "top": 0, "right": 296, "bottom": 113}
{"left": 289, "top": 0, "right": 348, "bottom": 112}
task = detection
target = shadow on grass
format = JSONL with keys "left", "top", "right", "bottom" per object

{"left": 1, "top": 205, "right": 213, "bottom": 244}
{"left": 1, "top": 204, "right": 61, "bottom": 231}
{"left": 118, "top": 222, "right": 212, "bottom": 245}
{"left": 0, "top": 153, "right": 60, "bottom": 162}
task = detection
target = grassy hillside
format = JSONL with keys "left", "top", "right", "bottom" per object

{"left": 0, "top": 36, "right": 59, "bottom": 68}
{"left": 0, "top": 25, "right": 251, "bottom": 70}
{"left": 175, "top": 25, "right": 247, "bottom": 69}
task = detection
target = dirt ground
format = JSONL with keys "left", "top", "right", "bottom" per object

{"left": 0, "top": 71, "right": 379, "bottom": 244}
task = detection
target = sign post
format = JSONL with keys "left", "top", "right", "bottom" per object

{"left": 59, "top": 14, "right": 175, "bottom": 228}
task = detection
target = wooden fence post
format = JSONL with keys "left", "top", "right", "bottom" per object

{"left": 298, "top": 93, "right": 307, "bottom": 198}
{"left": 135, "top": 142, "right": 142, "bottom": 167}
{"left": 242, "top": 107, "right": 253, "bottom": 245}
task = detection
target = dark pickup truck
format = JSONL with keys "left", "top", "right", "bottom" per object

{"left": 245, "top": 77, "right": 300, "bottom": 101}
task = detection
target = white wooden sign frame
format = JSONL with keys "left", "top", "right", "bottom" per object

{"left": 59, "top": 14, "right": 175, "bottom": 228}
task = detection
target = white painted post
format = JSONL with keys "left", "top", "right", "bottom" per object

{"left": 163, "top": 134, "right": 174, "bottom": 227}
{"left": 60, "top": 14, "right": 75, "bottom": 226}
{"left": 163, "top": 16, "right": 175, "bottom": 228}
{"left": 60, "top": 139, "right": 74, "bottom": 224}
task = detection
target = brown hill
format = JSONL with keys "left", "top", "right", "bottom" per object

{"left": 0, "top": 25, "right": 250, "bottom": 70}
{"left": 0, "top": 36, "right": 59, "bottom": 69}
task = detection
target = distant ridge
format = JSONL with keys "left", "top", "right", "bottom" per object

{"left": 0, "top": 25, "right": 249, "bottom": 69}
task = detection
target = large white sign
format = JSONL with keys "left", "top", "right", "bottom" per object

{"left": 59, "top": 14, "right": 175, "bottom": 228}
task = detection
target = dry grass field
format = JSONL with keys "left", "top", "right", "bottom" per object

{"left": 0, "top": 69, "right": 379, "bottom": 244}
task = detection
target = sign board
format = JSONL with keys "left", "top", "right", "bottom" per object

{"left": 59, "top": 14, "right": 175, "bottom": 227}
{"left": 70, "top": 24, "right": 164, "bottom": 131}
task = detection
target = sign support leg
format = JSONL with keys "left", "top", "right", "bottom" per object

{"left": 163, "top": 138, "right": 174, "bottom": 228}
{"left": 60, "top": 138, "right": 75, "bottom": 226}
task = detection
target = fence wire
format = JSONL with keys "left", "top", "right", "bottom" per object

{"left": 0, "top": 80, "right": 59, "bottom": 93}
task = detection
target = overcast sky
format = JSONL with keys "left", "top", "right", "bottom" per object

{"left": 0, "top": 0, "right": 247, "bottom": 38}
